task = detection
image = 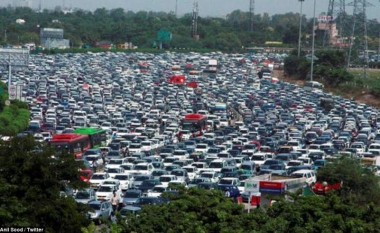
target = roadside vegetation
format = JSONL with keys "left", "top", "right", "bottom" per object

{"left": 0, "top": 82, "right": 30, "bottom": 136}
{"left": 283, "top": 50, "right": 380, "bottom": 106}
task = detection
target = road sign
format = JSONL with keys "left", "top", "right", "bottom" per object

{"left": 9, "top": 85, "right": 16, "bottom": 100}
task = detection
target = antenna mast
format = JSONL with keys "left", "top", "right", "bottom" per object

{"left": 192, "top": 1, "right": 199, "bottom": 40}
{"left": 347, "top": 0, "right": 372, "bottom": 78}
{"left": 249, "top": 0, "right": 255, "bottom": 32}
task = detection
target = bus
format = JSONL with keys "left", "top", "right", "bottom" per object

{"left": 50, "top": 134, "right": 91, "bottom": 159}
{"left": 181, "top": 114, "right": 208, "bottom": 137}
{"left": 74, "top": 127, "right": 108, "bottom": 148}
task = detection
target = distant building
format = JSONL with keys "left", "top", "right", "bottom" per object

{"left": 40, "top": 28, "right": 70, "bottom": 49}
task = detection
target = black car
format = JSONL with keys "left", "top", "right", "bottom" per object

{"left": 138, "top": 179, "right": 162, "bottom": 193}
{"left": 134, "top": 196, "right": 169, "bottom": 206}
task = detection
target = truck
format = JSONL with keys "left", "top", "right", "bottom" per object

{"left": 242, "top": 174, "right": 307, "bottom": 204}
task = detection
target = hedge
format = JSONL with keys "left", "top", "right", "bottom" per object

{"left": 0, "top": 83, "right": 30, "bottom": 136}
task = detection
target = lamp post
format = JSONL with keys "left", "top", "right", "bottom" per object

{"left": 298, "top": 0, "right": 305, "bottom": 57}
{"left": 310, "top": 0, "right": 316, "bottom": 81}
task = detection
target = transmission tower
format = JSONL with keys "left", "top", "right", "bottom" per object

{"left": 191, "top": 0, "right": 199, "bottom": 40}
{"left": 347, "top": 0, "right": 372, "bottom": 78}
{"left": 249, "top": 0, "right": 255, "bottom": 32}
{"left": 323, "top": 0, "right": 346, "bottom": 47}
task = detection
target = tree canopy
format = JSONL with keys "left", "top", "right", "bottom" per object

{"left": 0, "top": 137, "right": 89, "bottom": 233}
{"left": 284, "top": 49, "right": 354, "bottom": 87}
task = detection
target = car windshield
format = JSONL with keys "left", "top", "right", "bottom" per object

{"left": 219, "top": 179, "right": 233, "bottom": 185}
{"left": 202, "top": 173, "right": 213, "bottom": 178}
{"left": 135, "top": 165, "right": 148, "bottom": 170}
{"left": 114, "top": 175, "right": 129, "bottom": 180}
{"left": 171, "top": 170, "right": 184, "bottom": 176}
{"left": 124, "top": 192, "right": 140, "bottom": 198}
{"left": 76, "top": 191, "right": 90, "bottom": 199}
{"left": 97, "top": 186, "right": 113, "bottom": 192}
{"left": 161, "top": 148, "right": 173, "bottom": 153}
{"left": 88, "top": 203, "right": 100, "bottom": 210}
{"left": 152, "top": 187, "right": 165, "bottom": 192}
{"left": 91, "top": 175, "right": 105, "bottom": 179}
{"left": 109, "top": 160, "right": 123, "bottom": 164}
{"left": 314, "top": 160, "right": 325, "bottom": 166}
{"left": 264, "top": 160, "right": 278, "bottom": 165}
{"left": 240, "top": 164, "right": 252, "bottom": 170}
{"left": 152, "top": 171, "right": 166, "bottom": 176}
{"left": 291, "top": 173, "right": 304, "bottom": 178}
{"left": 160, "top": 177, "right": 173, "bottom": 182}
{"left": 251, "top": 155, "right": 265, "bottom": 161}
{"left": 209, "top": 162, "right": 223, "bottom": 168}
{"left": 135, "top": 176, "right": 149, "bottom": 181}
{"left": 107, "top": 168, "right": 120, "bottom": 173}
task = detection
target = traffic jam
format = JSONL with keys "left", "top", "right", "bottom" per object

{"left": 5, "top": 51, "right": 380, "bottom": 221}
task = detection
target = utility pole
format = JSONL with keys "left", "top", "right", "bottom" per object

{"left": 324, "top": 0, "right": 346, "bottom": 47}
{"left": 347, "top": 0, "right": 372, "bottom": 78}
{"left": 297, "top": 0, "right": 305, "bottom": 57}
{"left": 310, "top": 0, "right": 317, "bottom": 82}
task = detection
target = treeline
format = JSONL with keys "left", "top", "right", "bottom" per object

{"left": 0, "top": 7, "right": 379, "bottom": 51}
{"left": 284, "top": 50, "right": 355, "bottom": 87}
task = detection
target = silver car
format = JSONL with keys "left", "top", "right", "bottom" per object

{"left": 87, "top": 200, "right": 112, "bottom": 224}
{"left": 75, "top": 189, "right": 96, "bottom": 204}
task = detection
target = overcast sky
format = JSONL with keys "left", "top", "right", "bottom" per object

{"left": 2, "top": 0, "right": 380, "bottom": 20}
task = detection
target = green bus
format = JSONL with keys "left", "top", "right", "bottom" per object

{"left": 74, "top": 128, "right": 108, "bottom": 148}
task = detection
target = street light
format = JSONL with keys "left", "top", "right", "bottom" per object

{"left": 297, "top": 0, "right": 305, "bottom": 57}
{"left": 310, "top": 0, "right": 316, "bottom": 81}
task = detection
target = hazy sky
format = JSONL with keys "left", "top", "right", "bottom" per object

{"left": 2, "top": 0, "right": 380, "bottom": 20}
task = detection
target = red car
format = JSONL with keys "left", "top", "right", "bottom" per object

{"left": 80, "top": 170, "right": 93, "bottom": 183}
{"left": 312, "top": 181, "right": 342, "bottom": 195}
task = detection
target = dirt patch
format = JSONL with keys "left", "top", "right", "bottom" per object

{"left": 273, "top": 69, "right": 380, "bottom": 109}
{"left": 355, "top": 94, "right": 380, "bottom": 108}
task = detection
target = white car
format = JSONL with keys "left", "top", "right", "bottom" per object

{"left": 105, "top": 167, "right": 125, "bottom": 178}
{"left": 146, "top": 185, "right": 167, "bottom": 197}
{"left": 183, "top": 166, "right": 198, "bottom": 181}
{"left": 141, "top": 141, "right": 154, "bottom": 152}
{"left": 105, "top": 158, "right": 127, "bottom": 170}
{"left": 195, "top": 143, "right": 209, "bottom": 154}
{"left": 159, "top": 175, "right": 178, "bottom": 188}
{"left": 291, "top": 170, "right": 317, "bottom": 186}
{"left": 129, "top": 143, "right": 142, "bottom": 154}
{"left": 89, "top": 173, "right": 110, "bottom": 189}
{"left": 95, "top": 184, "right": 122, "bottom": 201}
{"left": 113, "top": 174, "right": 134, "bottom": 192}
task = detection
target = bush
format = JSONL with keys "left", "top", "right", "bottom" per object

{"left": 0, "top": 106, "right": 30, "bottom": 136}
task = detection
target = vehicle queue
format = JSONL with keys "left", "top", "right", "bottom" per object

{"left": 2, "top": 51, "right": 380, "bottom": 222}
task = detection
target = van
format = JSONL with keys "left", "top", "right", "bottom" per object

{"left": 291, "top": 169, "right": 316, "bottom": 185}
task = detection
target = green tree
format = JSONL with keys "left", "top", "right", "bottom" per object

{"left": 0, "top": 137, "right": 90, "bottom": 232}
{"left": 317, "top": 157, "right": 380, "bottom": 205}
